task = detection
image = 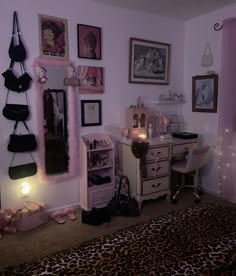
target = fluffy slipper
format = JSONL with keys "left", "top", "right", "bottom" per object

{"left": 64, "top": 208, "right": 77, "bottom": 221}
{"left": 51, "top": 211, "right": 65, "bottom": 224}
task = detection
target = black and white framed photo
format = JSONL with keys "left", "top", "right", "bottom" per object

{"left": 129, "top": 37, "right": 170, "bottom": 84}
{"left": 192, "top": 74, "right": 218, "bottom": 113}
{"left": 81, "top": 100, "right": 102, "bottom": 127}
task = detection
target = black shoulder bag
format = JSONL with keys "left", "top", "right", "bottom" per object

{"left": 2, "top": 89, "right": 29, "bottom": 121}
{"left": 8, "top": 121, "right": 37, "bottom": 152}
{"left": 8, "top": 153, "right": 37, "bottom": 180}
{"left": 109, "top": 175, "right": 140, "bottom": 217}
{"left": 8, "top": 11, "right": 26, "bottom": 62}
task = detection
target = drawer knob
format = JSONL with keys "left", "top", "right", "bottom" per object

{"left": 152, "top": 183, "right": 161, "bottom": 188}
{"left": 156, "top": 166, "right": 161, "bottom": 171}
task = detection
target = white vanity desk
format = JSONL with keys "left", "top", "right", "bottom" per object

{"left": 118, "top": 136, "right": 198, "bottom": 209}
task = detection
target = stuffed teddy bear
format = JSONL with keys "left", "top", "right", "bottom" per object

{"left": 0, "top": 208, "right": 17, "bottom": 239}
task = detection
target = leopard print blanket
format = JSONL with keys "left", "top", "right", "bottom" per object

{"left": 1, "top": 203, "right": 236, "bottom": 275}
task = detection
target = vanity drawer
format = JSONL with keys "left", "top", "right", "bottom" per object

{"left": 146, "top": 160, "right": 169, "bottom": 178}
{"left": 172, "top": 142, "right": 197, "bottom": 156}
{"left": 146, "top": 146, "right": 169, "bottom": 161}
{"left": 90, "top": 187, "right": 113, "bottom": 205}
{"left": 142, "top": 177, "right": 169, "bottom": 195}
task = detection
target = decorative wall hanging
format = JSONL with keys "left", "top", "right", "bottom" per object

{"left": 38, "top": 14, "right": 69, "bottom": 60}
{"left": 77, "top": 65, "right": 104, "bottom": 93}
{"left": 129, "top": 37, "right": 170, "bottom": 85}
{"left": 201, "top": 42, "right": 213, "bottom": 67}
{"left": 81, "top": 100, "right": 102, "bottom": 127}
{"left": 192, "top": 74, "right": 218, "bottom": 113}
{"left": 2, "top": 11, "right": 37, "bottom": 180}
{"left": 64, "top": 64, "right": 80, "bottom": 86}
{"left": 77, "top": 24, "right": 101, "bottom": 60}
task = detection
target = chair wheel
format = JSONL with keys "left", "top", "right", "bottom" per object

{"left": 171, "top": 198, "right": 177, "bottom": 204}
{"left": 194, "top": 198, "right": 200, "bottom": 204}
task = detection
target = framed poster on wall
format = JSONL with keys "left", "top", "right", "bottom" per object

{"left": 38, "top": 14, "right": 69, "bottom": 59}
{"left": 129, "top": 37, "right": 170, "bottom": 84}
{"left": 192, "top": 74, "right": 218, "bottom": 113}
{"left": 81, "top": 100, "right": 102, "bottom": 127}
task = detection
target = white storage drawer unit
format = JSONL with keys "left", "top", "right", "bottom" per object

{"left": 118, "top": 137, "right": 198, "bottom": 210}
{"left": 142, "top": 177, "right": 169, "bottom": 195}
{"left": 146, "top": 146, "right": 169, "bottom": 161}
{"left": 172, "top": 142, "right": 197, "bottom": 156}
{"left": 145, "top": 160, "right": 169, "bottom": 178}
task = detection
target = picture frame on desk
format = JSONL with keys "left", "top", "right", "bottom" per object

{"left": 192, "top": 74, "right": 218, "bottom": 113}
{"left": 129, "top": 37, "right": 170, "bottom": 85}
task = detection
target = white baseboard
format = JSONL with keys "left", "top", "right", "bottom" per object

{"left": 202, "top": 187, "right": 236, "bottom": 204}
{"left": 47, "top": 202, "right": 80, "bottom": 214}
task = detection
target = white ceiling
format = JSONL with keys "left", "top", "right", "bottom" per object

{"left": 93, "top": 0, "right": 236, "bottom": 20}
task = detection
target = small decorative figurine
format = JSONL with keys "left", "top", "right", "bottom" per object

{"left": 35, "top": 65, "right": 47, "bottom": 84}
{"left": 148, "top": 123, "right": 153, "bottom": 139}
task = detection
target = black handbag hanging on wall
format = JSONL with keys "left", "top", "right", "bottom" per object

{"left": 8, "top": 153, "right": 37, "bottom": 180}
{"left": 8, "top": 121, "right": 37, "bottom": 152}
{"left": 2, "top": 90, "right": 29, "bottom": 121}
{"left": 8, "top": 11, "right": 27, "bottom": 63}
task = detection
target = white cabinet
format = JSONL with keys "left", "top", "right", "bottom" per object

{"left": 118, "top": 137, "right": 198, "bottom": 209}
{"left": 118, "top": 140, "right": 171, "bottom": 210}
{"left": 79, "top": 133, "right": 115, "bottom": 211}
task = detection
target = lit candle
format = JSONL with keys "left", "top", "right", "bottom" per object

{"left": 138, "top": 133, "right": 147, "bottom": 140}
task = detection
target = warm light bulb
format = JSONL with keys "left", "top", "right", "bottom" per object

{"left": 21, "top": 182, "right": 31, "bottom": 197}
{"left": 138, "top": 133, "right": 147, "bottom": 140}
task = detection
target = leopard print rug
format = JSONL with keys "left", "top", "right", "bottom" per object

{"left": 1, "top": 203, "right": 236, "bottom": 276}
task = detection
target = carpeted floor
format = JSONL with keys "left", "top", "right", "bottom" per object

{"left": 0, "top": 191, "right": 234, "bottom": 271}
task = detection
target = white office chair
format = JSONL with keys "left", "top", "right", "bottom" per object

{"left": 171, "top": 145, "right": 210, "bottom": 203}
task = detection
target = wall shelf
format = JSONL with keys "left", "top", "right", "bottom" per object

{"left": 154, "top": 100, "right": 186, "bottom": 105}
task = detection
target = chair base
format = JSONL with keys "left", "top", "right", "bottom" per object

{"left": 171, "top": 184, "right": 201, "bottom": 204}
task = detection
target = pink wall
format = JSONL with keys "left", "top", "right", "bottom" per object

{"left": 0, "top": 0, "right": 184, "bottom": 210}
{"left": 183, "top": 3, "right": 236, "bottom": 200}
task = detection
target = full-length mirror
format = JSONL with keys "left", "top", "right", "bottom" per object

{"left": 33, "top": 57, "right": 77, "bottom": 183}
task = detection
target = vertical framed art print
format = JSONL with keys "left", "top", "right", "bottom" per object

{"left": 38, "top": 14, "right": 69, "bottom": 59}
{"left": 81, "top": 100, "right": 102, "bottom": 127}
{"left": 77, "top": 24, "right": 101, "bottom": 60}
{"left": 192, "top": 74, "right": 218, "bottom": 113}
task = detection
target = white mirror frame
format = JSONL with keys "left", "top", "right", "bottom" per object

{"left": 32, "top": 57, "right": 77, "bottom": 183}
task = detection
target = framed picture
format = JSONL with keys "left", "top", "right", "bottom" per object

{"left": 129, "top": 37, "right": 170, "bottom": 85}
{"left": 38, "top": 14, "right": 69, "bottom": 59}
{"left": 77, "top": 66, "right": 104, "bottom": 94}
{"left": 192, "top": 74, "right": 218, "bottom": 113}
{"left": 77, "top": 24, "right": 101, "bottom": 60}
{"left": 81, "top": 100, "right": 102, "bottom": 127}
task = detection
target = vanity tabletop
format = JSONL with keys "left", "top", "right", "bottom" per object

{"left": 119, "top": 136, "right": 199, "bottom": 147}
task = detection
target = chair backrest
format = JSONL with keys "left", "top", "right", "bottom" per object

{"left": 185, "top": 145, "right": 210, "bottom": 173}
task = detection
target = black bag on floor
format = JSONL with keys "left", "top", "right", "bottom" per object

{"left": 109, "top": 175, "right": 140, "bottom": 217}
{"left": 82, "top": 206, "right": 111, "bottom": 226}
{"left": 8, "top": 121, "right": 37, "bottom": 152}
